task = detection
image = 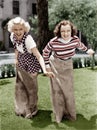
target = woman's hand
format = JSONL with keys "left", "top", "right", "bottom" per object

{"left": 86, "top": 49, "right": 95, "bottom": 56}
{"left": 43, "top": 67, "right": 55, "bottom": 78}
{"left": 44, "top": 71, "right": 55, "bottom": 78}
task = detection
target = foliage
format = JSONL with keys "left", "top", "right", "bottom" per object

{"left": 0, "top": 64, "right": 16, "bottom": 78}
{"left": 29, "top": 16, "right": 38, "bottom": 36}
{"left": 73, "top": 57, "right": 92, "bottom": 69}
{"left": 1, "top": 17, "right": 10, "bottom": 29}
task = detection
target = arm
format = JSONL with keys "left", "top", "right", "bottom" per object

{"left": 76, "top": 37, "right": 94, "bottom": 55}
{"left": 15, "top": 49, "right": 18, "bottom": 65}
{"left": 32, "top": 47, "right": 47, "bottom": 73}
{"left": 31, "top": 47, "right": 55, "bottom": 77}
{"left": 42, "top": 42, "right": 53, "bottom": 72}
{"left": 77, "top": 41, "right": 94, "bottom": 55}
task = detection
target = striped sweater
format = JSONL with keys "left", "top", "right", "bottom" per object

{"left": 43, "top": 36, "right": 87, "bottom": 65}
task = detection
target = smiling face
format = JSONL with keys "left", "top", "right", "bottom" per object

{"left": 12, "top": 23, "right": 25, "bottom": 40}
{"left": 60, "top": 24, "right": 72, "bottom": 41}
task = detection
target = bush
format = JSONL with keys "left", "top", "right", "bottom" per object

{"left": 73, "top": 57, "right": 92, "bottom": 69}
{"left": 73, "top": 59, "right": 78, "bottom": 69}
{"left": 0, "top": 64, "right": 16, "bottom": 78}
{"left": 95, "top": 58, "right": 97, "bottom": 66}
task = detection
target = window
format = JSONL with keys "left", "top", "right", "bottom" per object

{"left": 13, "top": 0, "right": 19, "bottom": 15}
{"left": 32, "top": 3, "right": 37, "bottom": 17}
{"left": 0, "top": 0, "right": 4, "bottom": 8}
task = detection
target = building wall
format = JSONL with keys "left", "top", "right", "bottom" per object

{"left": 3, "top": 0, "right": 13, "bottom": 19}
{"left": 1, "top": 0, "right": 33, "bottom": 21}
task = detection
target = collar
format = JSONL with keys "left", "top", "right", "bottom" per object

{"left": 58, "top": 37, "right": 72, "bottom": 44}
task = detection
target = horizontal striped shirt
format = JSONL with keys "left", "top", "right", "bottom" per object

{"left": 43, "top": 36, "right": 87, "bottom": 65}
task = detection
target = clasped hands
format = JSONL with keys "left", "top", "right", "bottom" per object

{"left": 44, "top": 68, "right": 55, "bottom": 78}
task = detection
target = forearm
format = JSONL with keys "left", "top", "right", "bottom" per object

{"left": 31, "top": 47, "right": 47, "bottom": 73}
{"left": 15, "top": 49, "right": 18, "bottom": 59}
{"left": 15, "top": 49, "right": 18, "bottom": 64}
{"left": 38, "top": 56, "right": 47, "bottom": 74}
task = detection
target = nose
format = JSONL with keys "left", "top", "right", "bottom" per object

{"left": 64, "top": 32, "right": 68, "bottom": 36}
{"left": 16, "top": 30, "right": 21, "bottom": 35}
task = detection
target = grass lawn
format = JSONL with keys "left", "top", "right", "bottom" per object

{"left": 0, "top": 67, "right": 97, "bottom": 130}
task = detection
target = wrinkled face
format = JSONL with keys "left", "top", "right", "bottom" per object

{"left": 12, "top": 23, "right": 25, "bottom": 40}
{"left": 60, "top": 24, "right": 72, "bottom": 40}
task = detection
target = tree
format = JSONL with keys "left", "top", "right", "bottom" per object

{"left": 36, "top": 0, "right": 50, "bottom": 54}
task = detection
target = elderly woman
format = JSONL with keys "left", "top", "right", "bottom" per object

{"left": 43, "top": 20, "right": 94, "bottom": 123}
{"left": 7, "top": 17, "right": 54, "bottom": 119}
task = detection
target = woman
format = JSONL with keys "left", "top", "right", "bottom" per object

{"left": 7, "top": 17, "right": 54, "bottom": 119}
{"left": 43, "top": 20, "right": 94, "bottom": 123}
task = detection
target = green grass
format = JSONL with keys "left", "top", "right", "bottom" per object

{"left": 0, "top": 68, "right": 97, "bottom": 130}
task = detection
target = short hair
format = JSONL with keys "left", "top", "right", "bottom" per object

{"left": 54, "top": 20, "right": 77, "bottom": 37}
{"left": 7, "top": 17, "right": 30, "bottom": 33}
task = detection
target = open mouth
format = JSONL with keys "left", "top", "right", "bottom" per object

{"left": 17, "top": 34, "right": 21, "bottom": 37}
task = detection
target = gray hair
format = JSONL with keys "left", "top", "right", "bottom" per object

{"left": 7, "top": 17, "right": 30, "bottom": 33}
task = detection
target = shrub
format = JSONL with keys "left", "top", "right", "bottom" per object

{"left": 73, "top": 57, "right": 92, "bottom": 69}
{"left": 0, "top": 64, "right": 16, "bottom": 78}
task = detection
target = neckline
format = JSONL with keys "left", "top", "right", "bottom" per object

{"left": 58, "top": 37, "right": 72, "bottom": 44}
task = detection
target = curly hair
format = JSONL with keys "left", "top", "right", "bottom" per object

{"left": 54, "top": 20, "right": 77, "bottom": 37}
{"left": 7, "top": 17, "right": 30, "bottom": 33}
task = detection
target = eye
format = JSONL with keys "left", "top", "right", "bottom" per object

{"left": 20, "top": 28, "right": 23, "bottom": 31}
{"left": 61, "top": 31, "right": 65, "bottom": 33}
{"left": 67, "top": 30, "right": 71, "bottom": 32}
{"left": 14, "top": 29, "right": 17, "bottom": 31}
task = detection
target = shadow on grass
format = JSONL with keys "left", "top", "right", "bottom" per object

{"left": 31, "top": 111, "right": 97, "bottom": 130}
{"left": 0, "top": 79, "right": 11, "bottom": 85}
{"left": 31, "top": 110, "right": 65, "bottom": 129}
{"left": 31, "top": 110, "right": 52, "bottom": 128}
{"left": 64, "top": 114, "right": 97, "bottom": 130}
